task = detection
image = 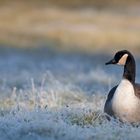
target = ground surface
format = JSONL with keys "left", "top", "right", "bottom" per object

{"left": 0, "top": 47, "right": 140, "bottom": 140}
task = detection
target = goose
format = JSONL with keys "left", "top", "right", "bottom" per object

{"left": 104, "top": 50, "right": 140, "bottom": 123}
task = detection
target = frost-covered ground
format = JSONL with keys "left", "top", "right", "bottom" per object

{"left": 0, "top": 47, "right": 140, "bottom": 140}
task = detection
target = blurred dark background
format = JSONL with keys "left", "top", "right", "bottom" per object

{"left": 0, "top": 0, "right": 140, "bottom": 53}
{"left": 1, "top": 0, "right": 139, "bottom": 7}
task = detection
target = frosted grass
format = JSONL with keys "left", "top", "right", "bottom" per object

{"left": 0, "top": 47, "right": 140, "bottom": 140}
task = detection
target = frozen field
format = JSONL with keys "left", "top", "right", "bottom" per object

{"left": 0, "top": 47, "right": 140, "bottom": 140}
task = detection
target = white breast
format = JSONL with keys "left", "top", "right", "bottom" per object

{"left": 111, "top": 79, "right": 140, "bottom": 122}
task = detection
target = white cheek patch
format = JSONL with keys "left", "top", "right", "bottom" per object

{"left": 117, "top": 54, "right": 128, "bottom": 65}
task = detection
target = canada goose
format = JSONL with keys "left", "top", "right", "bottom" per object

{"left": 104, "top": 50, "right": 140, "bottom": 123}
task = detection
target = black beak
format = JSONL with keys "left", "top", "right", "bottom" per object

{"left": 105, "top": 59, "right": 116, "bottom": 65}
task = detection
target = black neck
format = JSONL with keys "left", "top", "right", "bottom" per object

{"left": 123, "top": 55, "right": 136, "bottom": 83}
